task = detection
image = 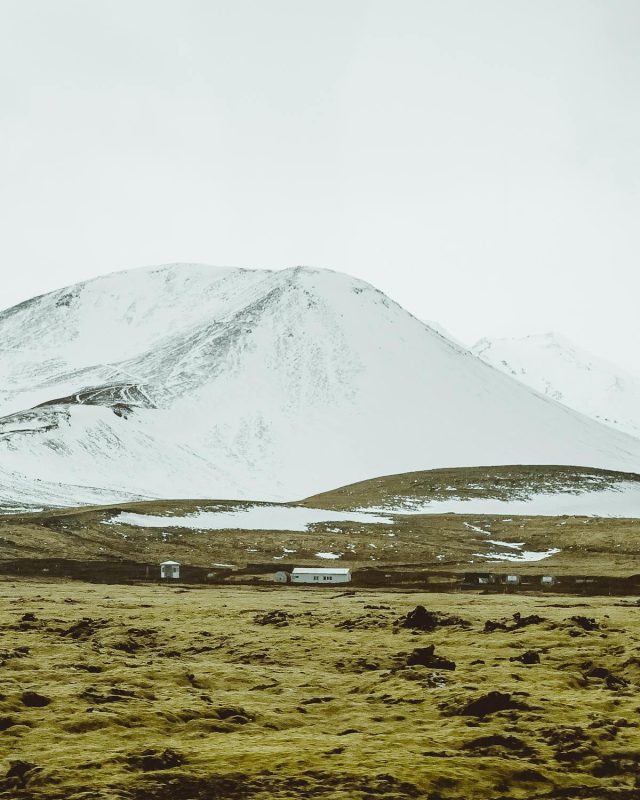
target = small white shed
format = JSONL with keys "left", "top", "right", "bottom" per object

{"left": 160, "top": 560, "right": 180, "bottom": 579}
{"left": 291, "top": 567, "right": 351, "bottom": 584}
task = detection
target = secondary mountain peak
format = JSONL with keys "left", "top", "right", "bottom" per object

{"left": 473, "top": 333, "right": 640, "bottom": 438}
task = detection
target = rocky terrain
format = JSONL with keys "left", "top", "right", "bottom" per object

{"left": 1, "top": 580, "right": 639, "bottom": 799}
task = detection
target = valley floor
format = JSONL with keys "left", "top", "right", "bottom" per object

{"left": 1, "top": 580, "right": 639, "bottom": 799}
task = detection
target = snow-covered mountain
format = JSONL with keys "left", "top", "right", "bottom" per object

{"left": 1, "top": 264, "right": 640, "bottom": 509}
{"left": 473, "top": 333, "right": 640, "bottom": 440}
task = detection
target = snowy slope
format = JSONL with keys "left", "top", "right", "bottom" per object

{"left": 1, "top": 264, "right": 640, "bottom": 509}
{"left": 473, "top": 333, "right": 640, "bottom": 439}
{"left": 422, "top": 320, "right": 469, "bottom": 350}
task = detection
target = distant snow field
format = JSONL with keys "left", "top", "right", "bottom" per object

{"left": 110, "top": 505, "right": 393, "bottom": 532}
{"left": 368, "top": 482, "right": 640, "bottom": 518}
{"left": 474, "top": 546, "right": 562, "bottom": 563}
{"left": 107, "top": 478, "right": 640, "bottom": 547}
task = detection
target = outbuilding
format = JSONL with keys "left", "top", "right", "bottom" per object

{"left": 462, "top": 572, "right": 496, "bottom": 587}
{"left": 160, "top": 560, "right": 180, "bottom": 579}
{"left": 291, "top": 567, "right": 351, "bottom": 584}
{"left": 273, "top": 571, "right": 289, "bottom": 583}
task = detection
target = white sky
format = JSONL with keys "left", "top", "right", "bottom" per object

{"left": 1, "top": 0, "right": 638, "bottom": 371}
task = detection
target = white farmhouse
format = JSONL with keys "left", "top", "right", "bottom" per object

{"left": 160, "top": 560, "right": 180, "bottom": 579}
{"left": 291, "top": 567, "right": 351, "bottom": 584}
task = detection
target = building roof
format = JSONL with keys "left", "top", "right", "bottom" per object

{"left": 160, "top": 560, "right": 180, "bottom": 566}
{"left": 291, "top": 567, "right": 351, "bottom": 575}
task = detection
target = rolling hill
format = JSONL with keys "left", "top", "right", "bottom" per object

{"left": 1, "top": 465, "right": 639, "bottom": 578}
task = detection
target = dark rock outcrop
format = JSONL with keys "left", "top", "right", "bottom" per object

{"left": 405, "top": 645, "right": 456, "bottom": 671}
{"left": 395, "top": 605, "right": 469, "bottom": 632}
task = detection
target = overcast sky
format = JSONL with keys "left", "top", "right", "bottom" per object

{"left": 1, "top": 0, "right": 638, "bottom": 371}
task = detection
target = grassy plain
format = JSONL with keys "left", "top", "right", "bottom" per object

{"left": 1, "top": 579, "right": 639, "bottom": 799}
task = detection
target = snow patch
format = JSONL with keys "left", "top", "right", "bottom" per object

{"left": 108, "top": 505, "right": 392, "bottom": 532}
{"left": 477, "top": 547, "right": 561, "bottom": 563}
{"left": 487, "top": 539, "right": 525, "bottom": 549}
{"left": 370, "top": 482, "right": 640, "bottom": 518}
{"left": 464, "top": 522, "right": 491, "bottom": 534}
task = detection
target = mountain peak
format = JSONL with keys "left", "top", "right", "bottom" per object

{"left": 1, "top": 265, "right": 639, "bottom": 509}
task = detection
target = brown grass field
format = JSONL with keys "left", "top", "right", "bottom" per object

{"left": 2, "top": 466, "right": 639, "bottom": 580}
{"left": 1, "top": 502, "right": 640, "bottom": 580}
{"left": 1, "top": 579, "right": 639, "bottom": 799}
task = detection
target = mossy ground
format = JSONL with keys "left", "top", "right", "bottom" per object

{"left": 1, "top": 579, "right": 639, "bottom": 799}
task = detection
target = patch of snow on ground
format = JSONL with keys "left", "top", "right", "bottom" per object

{"left": 315, "top": 552, "right": 342, "bottom": 559}
{"left": 473, "top": 332, "right": 640, "bottom": 439}
{"left": 110, "top": 505, "right": 392, "bottom": 532}
{"left": 474, "top": 547, "right": 561, "bottom": 563}
{"left": 370, "top": 482, "right": 640, "bottom": 518}
{"left": 487, "top": 539, "right": 525, "bottom": 549}
{"left": 464, "top": 522, "right": 491, "bottom": 534}
{"left": 465, "top": 526, "right": 560, "bottom": 562}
